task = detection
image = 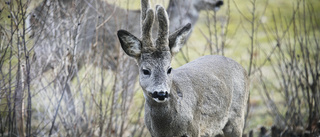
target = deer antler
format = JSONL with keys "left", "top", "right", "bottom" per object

{"left": 140, "top": 1, "right": 171, "bottom": 52}
{"left": 141, "top": 0, "right": 154, "bottom": 52}
{"left": 141, "top": 0, "right": 150, "bottom": 22}
{"left": 156, "top": 5, "right": 169, "bottom": 51}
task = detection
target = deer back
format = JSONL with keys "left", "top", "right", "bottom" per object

{"left": 171, "top": 55, "right": 248, "bottom": 135}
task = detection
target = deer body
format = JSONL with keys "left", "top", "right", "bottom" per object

{"left": 144, "top": 55, "right": 248, "bottom": 136}
{"left": 117, "top": 0, "right": 249, "bottom": 136}
{"left": 167, "top": 0, "right": 223, "bottom": 31}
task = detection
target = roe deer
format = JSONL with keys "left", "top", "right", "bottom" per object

{"left": 117, "top": 0, "right": 249, "bottom": 136}
{"left": 28, "top": 0, "right": 224, "bottom": 118}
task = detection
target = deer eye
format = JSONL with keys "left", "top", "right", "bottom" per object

{"left": 142, "top": 69, "right": 151, "bottom": 75}
{"left": 167, "top": 67, "right": 172, "bottom": 74}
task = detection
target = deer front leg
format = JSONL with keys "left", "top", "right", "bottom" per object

{"left": 222, "top": 119, "right": 243, "bottom": 137}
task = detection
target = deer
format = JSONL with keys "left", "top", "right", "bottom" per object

{"left": 117, "top": 0, "right": 249, "bottom": 136}
{"left": 28, "top": 0, "right": 224, "bottom": 118}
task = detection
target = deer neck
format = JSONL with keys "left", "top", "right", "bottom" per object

{"left": 144, "top": 83, "right": 186, "bottom": 136}
{"left": 167, "top": 0, "right": 199, "bottom": 33}
{"left": 144, "top": 88, "right": 180, "bottom": 135}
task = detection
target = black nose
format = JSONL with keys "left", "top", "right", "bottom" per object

{"left": 151, "top": 91, "right": 169, "bottom": 101}
{"left": 216, "top": 1, "right": 224, "bottom": 7}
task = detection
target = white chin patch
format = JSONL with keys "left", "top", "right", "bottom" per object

{"left": 153, "top": 98, "right": 168, "bottom": 103}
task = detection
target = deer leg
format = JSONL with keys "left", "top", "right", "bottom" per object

{"left": 55, "top": 72, "right": 76, "bottom": 115}
{"left": 64, "top": 82, "right": 76, "bottom": 115}
{"left": 222, "top": 117, "right": 244, "bottom": 137}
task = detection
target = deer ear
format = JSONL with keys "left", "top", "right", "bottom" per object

{"left": 117, "top": 30, "right": 142, "bottom": 57}
{"left": 169, "top": 23, "right": 192, "bottom": 55}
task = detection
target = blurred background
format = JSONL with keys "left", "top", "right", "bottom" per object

{"left": 0, "top": 0, "right": 319, "bottom": 136}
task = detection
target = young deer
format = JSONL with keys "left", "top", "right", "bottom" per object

{"left": 117, "top": 0, "right": 249, "bottom": 136}
{"left": 29, "top": 0, "right": 224, "bottom": 115}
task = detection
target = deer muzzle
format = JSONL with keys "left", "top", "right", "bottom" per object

{"left": 151, "top": 91, "right": 169, "bottom": 101}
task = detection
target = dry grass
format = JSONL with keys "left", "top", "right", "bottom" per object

{"left": 0, "top": 0, "right": 319, "bottom": 136}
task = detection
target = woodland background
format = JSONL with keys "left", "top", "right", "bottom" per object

{"left": 0, "top": 0, "right": 319, "bottom": 136}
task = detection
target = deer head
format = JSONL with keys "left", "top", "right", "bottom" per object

{"left": 117, "top": 0, "right": 191, "bottom": 103}
{"left": 194, "top": 0, "right": 224, "bottom": 11}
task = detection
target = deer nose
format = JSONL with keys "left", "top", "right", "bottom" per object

{"left": 151, "top": 91, "right": 169, "bottom": 101}
{"left": 216, "top": 1, "right": 224, "bottom": 7}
